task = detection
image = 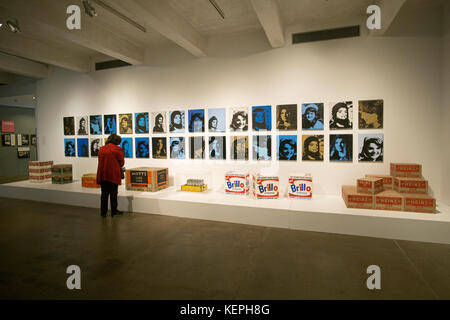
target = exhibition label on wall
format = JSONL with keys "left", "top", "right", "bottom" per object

{"left": 1, "top": 120, "right": 15, "bottom": 133}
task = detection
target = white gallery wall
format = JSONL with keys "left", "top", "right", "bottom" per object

{"left": 35, "top": 5, "right": 447, "bottom": 200}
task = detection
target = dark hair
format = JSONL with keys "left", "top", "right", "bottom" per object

{"left": 208, "top": 116, "right": 218, "bottom": 129}
{"left": 303, "top": 136, "right": 320, "bottom": 160}
{"left": 170, "top": 111, "right": 183, "bottom": 131}
{"left": 79, "top": 118, "right": 86, "bottom": 126}
{"left": 279, "top": 139, "right": 296, "bottom": 160}
{"left": 106, "top": 134, "right": 121, "bottom": 145}
{"left": 155, "top": 114, "right": 163, "bottom": 126}
{"left": 331, "top": 103, "right": 348, "bottom": 120}
{"left": 252, "top": 108, "right": 266, "bottom": 129}
{"left": 359, "top": 137, "right": 383, "bottom": 161}
{"left": 230, "top": 111, "right": 248, "bottom": 130}
{"left": 189, "top": 113, "right": 204, "bottom": 132}
{"left": 136, "top": 113, "right": 147, "bottom": 129}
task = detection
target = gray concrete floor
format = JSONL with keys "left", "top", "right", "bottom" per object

{"left": 0, "top": 197, "right": 449, "bottom": 300}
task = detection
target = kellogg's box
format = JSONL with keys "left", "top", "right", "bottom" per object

{"left": 357, "top": 177, "right": 384, "bottom": 195}
{"left": 394, "top": 177, "right": 428, "bottom": 194}
{"left": 225, "top": 172, "right": 249, "bottom": 195}
{"left": 403, "top": 194, "right": 436, "bottom": 213}
{"left": 288, "top": 174, "right": 312, "bottom": 199}
{"left": 252, "top": 174, "right": 279, "bottom": 199}
{"left": 342, "top": 185, "right": 374, "bottom": 209}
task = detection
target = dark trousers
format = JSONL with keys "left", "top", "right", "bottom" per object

{"left": 100, "top": 181, "right": 118, "bottom": 216}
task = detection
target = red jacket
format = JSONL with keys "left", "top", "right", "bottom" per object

{"left": 96, "top": 143, "right": 125, "bottom": 185}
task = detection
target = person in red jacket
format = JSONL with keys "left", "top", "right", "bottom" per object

{"left": 97, "top": 134, "right": 125, "bottom": 217}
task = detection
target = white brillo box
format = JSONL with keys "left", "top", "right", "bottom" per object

{"left": 252, "top": 174, "right": 279, "bottom": 199}
{"left": 288, "top": 174, "right": 313, "bottom": 199}
{"left": 225, "top": 172, "right": 249, "bottom": 195}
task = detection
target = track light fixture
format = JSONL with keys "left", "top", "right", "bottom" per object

{"left": 83, "top": 0, "right": 97, "bottom": 17}
{"left": 6, "top": 19, "right": 21, "bottom": 33}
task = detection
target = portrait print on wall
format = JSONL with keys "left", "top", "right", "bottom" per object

{"left": 302, "top": 135, "right": 324, "bottom": 161}
{"left": 64, "top": 139, "right": 75, "bottom": 157}
{"left": 2, "top": 134, "right": 12, "bottom": 146}
{"left": 21, "top": 134, "right": 30, "bottom": 146}
{"left": 358, "top": 134, "right": 384, "bottom": 162}
{"left": 76, "top": 116, "right": 89, "bottom": 135}
{"left": 90, "top": 138, "right": 103, "bottom": 157}
{"left": 207, "top": 108, "right": 226, "bottom": 132}
{"left": 253, "top": 135, "right": 272, "bottom": 161}
{"left": 188, "top": 109, "right": 205, "bottom": 133}
{"left": 252, "top": 105, "right": 271, "bottom": 131}
{"left": 90, "top": 115, "right": 102, "bottom": 135}
{"left": 77, "top": 138, "right": 89, "bottom": 157}
{"left": 329, "top": 102, "right": 353, "bottom": 130}
{"left": 135, "top": 137, "right": 150, "bottom": 158}
{"left": 63, "top": 117, "right": 75, "bottom": 135}
{"left": 104, "top": 114, "right": 117, "bottom": 135}
{"left": 119, "top": 114, "right": 133, "bottom": 134}
{"left": 120, "top": 137, "right": 133, "bottom": 158}
{"left": 230, "top": 136, "right": 248, "bottom": 160}
{"left": 134, "top": 112, "right": 149, "bottom": 134}
{"left": 330, "top": 134, "right": 353, "bottom": 162}
{"left": 359, "top": 100, "right": 383, "bottom": 129}
{"left": 152, "top": 137, "right": 167, "bottom": 159}
{"left": 170, "top": 137, "right": 185, "bottom": 159}
{"left": 190, "top": 136, "right": 205, "bottom": 159}
{"left": 229, "top": 108, "right": 248, "bottom": 132}
{"left": 302, "top": 103, "right": 324, "bottom": 130}
{"left": 209, "top": 136, "right": 226, "bottom": 160}
{"left": 152, "top": 112, "right": 167, "bottom": 133}
{"left": 169, "top": 110, "right": 185, "bottom": 133}
{"left": 276, "top": 104, "right": 297, "bottom": 131}
{"left": 277, "top": 135, "right": 297, "bottom": 161}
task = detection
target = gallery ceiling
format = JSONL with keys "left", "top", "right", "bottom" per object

{"left": 0, "top": 0, "right": 445, "bottom": 80}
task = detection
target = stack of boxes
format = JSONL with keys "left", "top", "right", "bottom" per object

{"left": 82, "top": 173, "right": 100, "bottom": 188}
{"left": 225, "top": 172, "right": 249, "bottom": 195}
{"left": 125, "top": 167, "right": 169, "bottom": 192}
{"left": 28, "top": 161, "right": 53, "bottom": 183}
{"left": 342, "top": 163, "right": 436, "bottom": 213}
{"left": 51, "top": 164, "right": 73, "bottom": 184}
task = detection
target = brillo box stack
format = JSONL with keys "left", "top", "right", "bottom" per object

{"left": 29, "top": 161, "right": 53, "bottom": 183}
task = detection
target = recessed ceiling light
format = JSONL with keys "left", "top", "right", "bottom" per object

{"left": 83, "top": 0, "right": 97, "bottom": 17}
{"left": 6, "top": 19, "right": 21, "bottom": 33}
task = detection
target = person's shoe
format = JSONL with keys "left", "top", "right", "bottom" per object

{"left": 112, "top": 210, "right": 123, "bottom": 216}
{"left": 100, "top": 213, "right": 107, "bottom": 218}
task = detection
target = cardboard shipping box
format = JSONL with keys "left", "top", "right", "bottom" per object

{"left": 403, "top": 194, "right": 436, "bottom": 214}
{"left": 390, "top": 163, "right": 422, "bottom": 178}
{"left": 374, "top": 190, "right": 404, "bottom": 211}
{"left": 356, "top": 177, "right": 384, "bottom": 195}
{"left": 342, "top": 185, "right": 374, "bottom": 209}
{"left": 126, "top": 167, "right": 169, "bottom": 192}
{"left": 394, "top": 177, "right": 428, "bottom": 194}
{"left": 365, "top": 174, "right": 394, "bottom": 190}
{"left": 82, "top": 173, "right": 100, "bottom": 188}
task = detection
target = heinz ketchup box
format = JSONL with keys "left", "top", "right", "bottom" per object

{"left": 365, "top": 174, "right": 394, "bottom": 190}
{"left": 374, "top": 190, "right": 404, "bottom": 211}
{"left": 225, "top": 172, "right": 249, "bottom": 195}
{"left": 252, "top": 174, "right": 279, "bottom": 199}
{"left": 390, "top": 163, "right": 422, "bottom": 178}
{"left": 394, "top": 177, "right": 428, "bottom": 194}
{"left": 403, "top": 194, "right": 436, "bottom": 213}
{"left": 288, "top": 174, "right": 312, "bottom": 199}
{"left": 357, "top": 177, "right": 384, "bottom": 195}
{"left": 342, "top": 185, "right": 374, "bottom": 209}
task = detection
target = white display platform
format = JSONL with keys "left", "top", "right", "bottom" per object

{"left": 1, "top": 180, "right": 449, "bottom": 244}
